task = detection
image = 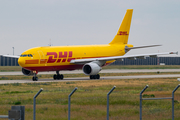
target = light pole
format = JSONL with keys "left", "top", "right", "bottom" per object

{"left": 12, "top": 47, "right": 14, "bottom": 55}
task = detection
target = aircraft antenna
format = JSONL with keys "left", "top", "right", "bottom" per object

{"left": 49, "top": 39, "right": 52, "bottom": 46}
{"left": 12, "top": 47, "right": 14, "bottom": 55}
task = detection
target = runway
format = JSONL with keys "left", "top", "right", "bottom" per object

{"left": 0, "top": 74, "right": 180, "bottom": 84}
{"left": 1, "top": 69, "right": 180, "bottom": 75}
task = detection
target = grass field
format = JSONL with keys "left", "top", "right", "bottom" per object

{"left": 1, "top": 65, "right": 180, "bottom": 119}
{"left": 0, "top": 66, "right": 22, "bottom": 72}
{"left": 0, "top": 78, "right": 180, "bottom": 120}
{"left": 0, "top": 65, "right": 180, "bottom": 72}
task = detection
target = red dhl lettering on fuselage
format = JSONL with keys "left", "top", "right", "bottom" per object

{"left": 117, "top": 31, "right": 128, "bottom": 35}
{"left": 25, "top": 51, "right": 75, "bottom": 64}
{"left": 46, "top": 51, "right": 75, "bottom": 63}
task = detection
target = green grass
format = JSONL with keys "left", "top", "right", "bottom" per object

{"left": 0, "top": 78, "right": 180, "bottom": 119}
{"left": 0, "top": 66, "right": 22, "bottom": 71}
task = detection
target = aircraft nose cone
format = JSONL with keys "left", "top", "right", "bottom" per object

{"left": 18, "top": 58, "right": 24, "bottom": 67}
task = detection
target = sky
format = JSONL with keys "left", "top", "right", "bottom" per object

{"left": 0, "top": 0, "right": 180, "bottom": 57}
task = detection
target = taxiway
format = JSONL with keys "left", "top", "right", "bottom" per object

{"left": 0, "top": 69, "right": 180, "bottom": 75}
{"left": 0, "top": 74, "right": 180, "bottom": 84}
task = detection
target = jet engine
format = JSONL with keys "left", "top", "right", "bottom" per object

{"left": 83, "top": 62, "right": 101, "bottom": 75}
{"left": 22, "top": 68, "right": 33, "bottom": 76}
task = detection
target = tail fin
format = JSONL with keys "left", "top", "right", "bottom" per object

{"left": 109, "top": 9, "right": 133, "bottom": 45}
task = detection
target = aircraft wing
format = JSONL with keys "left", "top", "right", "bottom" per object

{"left": 70, "top": 51, "right": 178, "bottom": 64}
{"left": 0, "top": 55, "right": 20, "bottom": 58}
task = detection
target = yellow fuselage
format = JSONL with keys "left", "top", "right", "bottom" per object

{"left": 18, "top": 44, "right": 133, "bottom": 72}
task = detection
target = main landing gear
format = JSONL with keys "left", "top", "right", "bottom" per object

{"left": 90, "top": 74, "right": 100, "bottom": 79}
{"left": 53, "top": 71, "right": 64, "bottom": 80}
{"left": 32, "top": 71, "right": 38, "bottom": 81}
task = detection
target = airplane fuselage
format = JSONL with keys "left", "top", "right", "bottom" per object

{"left": 18, "top": 44, "right": 133, "bottom": 72}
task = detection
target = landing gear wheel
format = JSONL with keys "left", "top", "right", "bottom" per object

{"left": 56, "top": 74, "right": 63, "bottom": 80}
{"left": 60, "top": 74, "right": 64, "bottom": 80}
{"left": 53, "top": 71, "right": 64, "bottom": 80}
{"left": 96, "top": 74, "right": 100, "bottom": 79}
{"left": 90, "top": 74, "right": 100, "bottom": 79}
{"left": 53, "top": 74, "right": 57, "bottom": 80}
{"left": 32, "top": 76, "right": 38, "bottom": 81}
{"left": 32, "top": 71, "right": 38, "bottom": 81}
{"left": 56, "top": 75, "right": 60, "bottom": 80}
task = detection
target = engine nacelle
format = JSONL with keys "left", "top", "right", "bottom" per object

{"left": 83, "top": 62, "right": 101, "bottom": 75}
{"left": 22, "top": 68, "right": 33, "bottom": 76}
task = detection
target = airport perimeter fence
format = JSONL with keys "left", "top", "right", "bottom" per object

{"left": 140, "top": 84, "right": 180, "bottom": 120}
{"left": 0, "top": 84, "right": 180, "bottom": 119}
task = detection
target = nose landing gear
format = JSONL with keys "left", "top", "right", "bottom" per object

{"left": 32, "top": 71, "right": 38, "bottom": 81}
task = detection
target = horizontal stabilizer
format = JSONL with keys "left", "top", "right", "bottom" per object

{"left": 125, "top": 44, "right": 162, "bottom": 53}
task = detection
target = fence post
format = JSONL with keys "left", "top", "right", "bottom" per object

{"left": 107, "top": 86, "right": 116, "bottom": 120}
{"left": 68, "top": 87, "right": 78, "bottom": 120}
{"left": 172, "top": 84, "right": 180, "bottom": 120}
{"left": 140, "top": 85, "right": 148, "bottom": 120}
{"left": 33, "top": 88, "right": 43, "bottom": 120}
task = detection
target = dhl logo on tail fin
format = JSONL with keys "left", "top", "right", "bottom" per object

{"left": 117, "top": 31, "right": 129, "bottom": 35}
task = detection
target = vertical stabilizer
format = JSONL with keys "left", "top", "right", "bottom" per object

{"left": 109, "top": 9, "right": 133, "bottom": 45}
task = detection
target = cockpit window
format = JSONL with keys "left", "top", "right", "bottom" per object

{"left": 20, "top": 54, "right": 33, "bottom": 57}
{"left": 28, "top": 54, "right": 33, "bottom": 57}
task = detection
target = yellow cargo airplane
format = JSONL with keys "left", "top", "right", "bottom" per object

{"left": 1, "top": 9, "right": 178, "bottom": 81}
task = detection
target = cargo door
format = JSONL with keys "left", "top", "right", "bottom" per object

{"left": 38, "top": 50, "right": 47, "bottom": 65}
